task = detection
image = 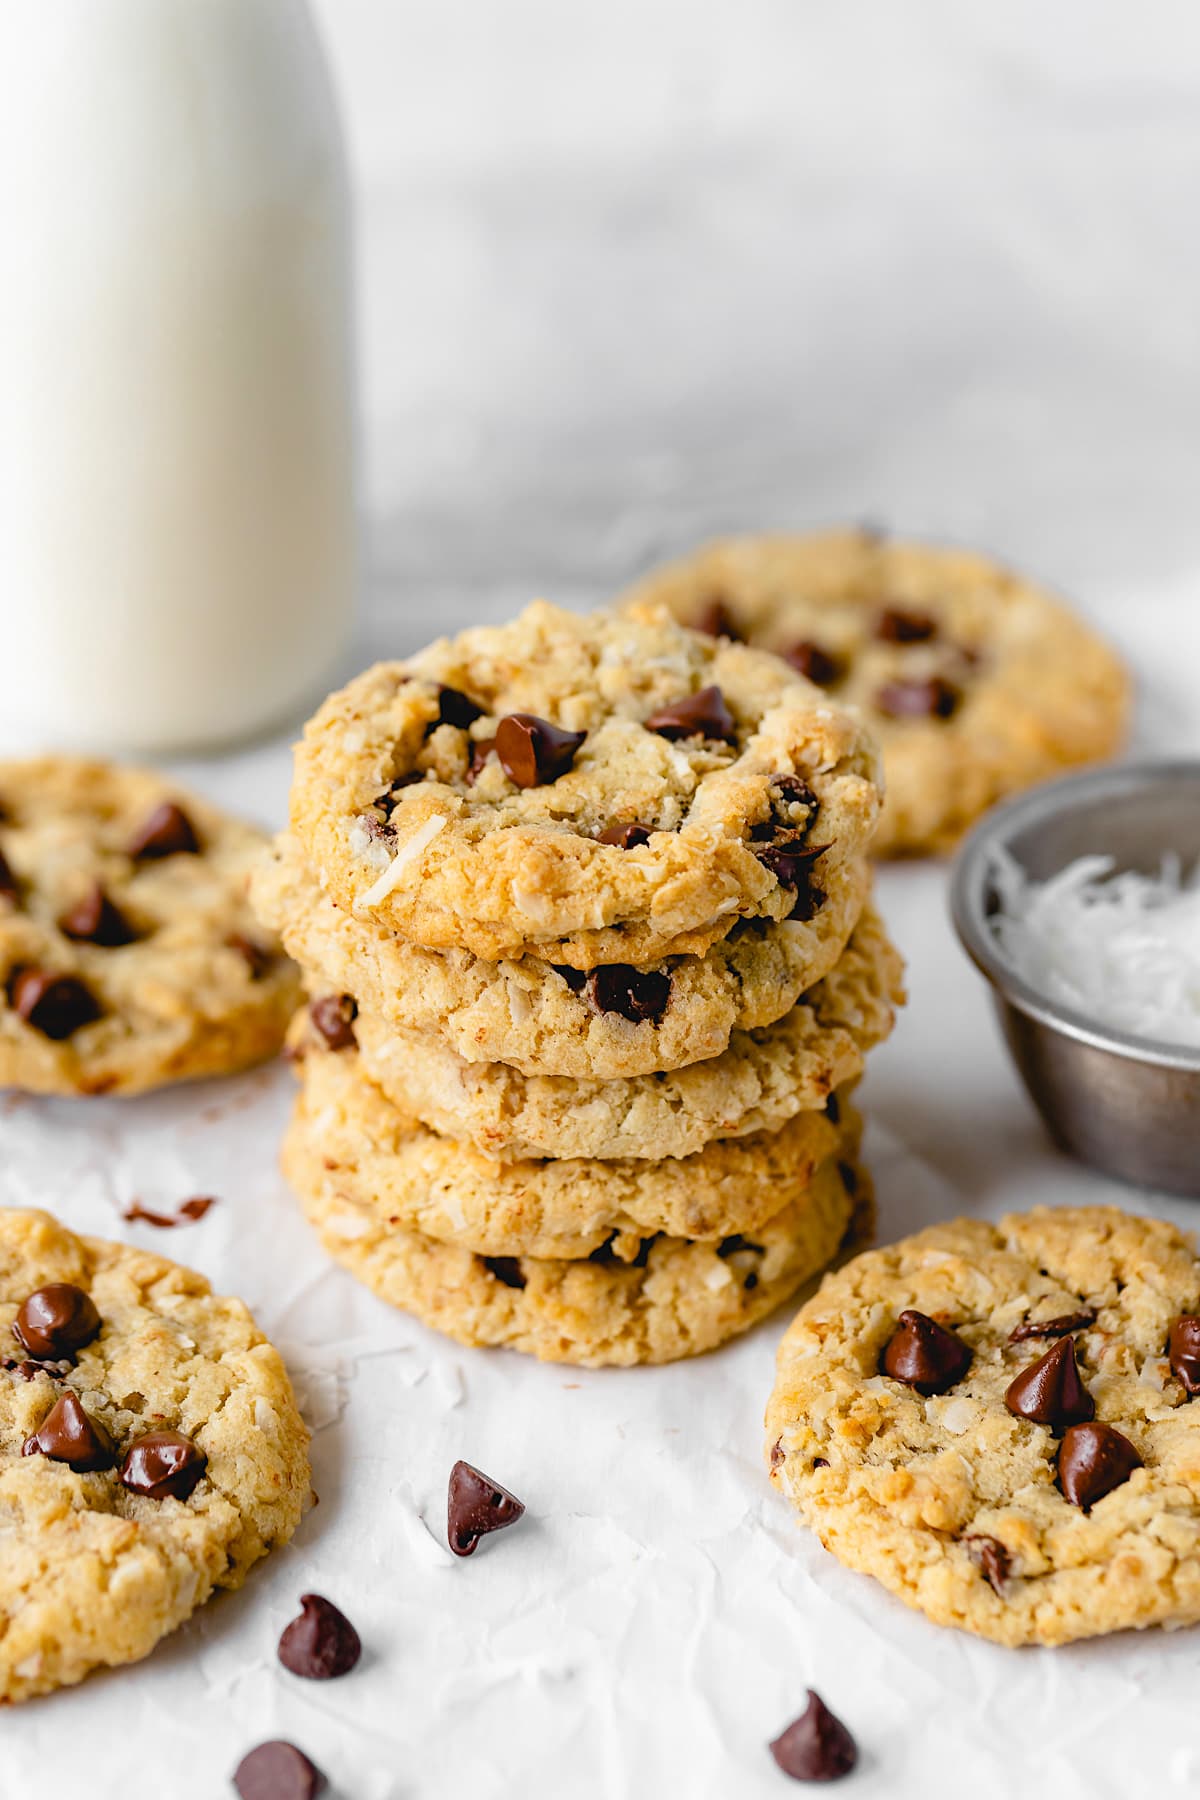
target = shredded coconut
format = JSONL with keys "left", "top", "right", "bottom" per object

{"left": 355, "top": 815, "right": 447, "bottom": 909}
{"left": 988, "top": 846, "right": 1200, "bottom": 1048}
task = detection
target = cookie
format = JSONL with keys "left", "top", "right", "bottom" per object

{"left": 766, "top": 1206, "right": 1200, "bottom": 1648}
{"left": 283, "top": 1020, "right": 857, "bottom": 1260}
{"left": 345, "top": 904, "right": 903, "bottom": 1162}
{"left": 253, "top": 833, "right": 871, "bottom": 1079}
{"left": 299, "top": 1150, "right": 870, "bottom": 1368}
{"left": 620, "top": 531, "right": 1130, "bottom": 856}
{"left": 287, "top": 600, "right": 881, "bottom": 966}
{"left": 0, "top": 758, "right": 300, "bottom": 1095}
{"left": 0, "top": 1207, "right": 310, "bottom": 1699}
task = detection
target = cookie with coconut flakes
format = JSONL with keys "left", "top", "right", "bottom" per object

{"left": 286, "top": 601, "right": 882, "bottom": 968}
{"left": 620, "top": 531, "right": 1130, "bottom": 857}
{"left": 0, "top": 757, "right": 300, "bottom": 1095}
{"left": 766, "top": 1206, "right": 1200, "bottom": 1648}
{"left": 252, "top": 832, "right": 872, "bottom": 1079}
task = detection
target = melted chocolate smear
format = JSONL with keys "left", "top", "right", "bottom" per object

{"left": 123, "top": 1196, "right": 216, "bottom": 1230}
{"left": 447, "top": 1459, "right": 526, "bottom": 1557}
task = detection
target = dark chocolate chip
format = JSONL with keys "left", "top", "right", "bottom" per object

{"left": 769, "top": 1690, "right": 857, "bottom": 1783}
{"left": 838, "top": 1162, "right": 858, "bottom": 1196}
{"left": 753, "top": 840, "right": 827, "bottom": 890}
{"left": 644, "top": 684, "right": 737, "bottom": 744}
{"left": 875, "top": 676, "right": 960, "bottom": 720}
{"left": 811, "top": 1456, "right": 829, "bottom": 1469}
{"left": 1058, "top": 1421, "right": 1142, "bottom": 1511}
{"left": 717, "top": 1234, "right": 765, "bottom": 1258}
{"left": 437, "top": 684, "right": 485, "bottom": 729}
{"left": 7, "top": 967, "right": 101, "bottom": 1039}
{"left": 765, "top": 775, "right": 819, "bottom": 831}
{"left": 277, "top": 1593, "right": 362, "bottom": 1680}
{"left": 127, "top": 801, "right": 200, "bottom": 859}
{"left": 233, "top": 1741, "right": 325, "bottom": 1800}
{"left": 875, "top": 605, "right": 938, "bottom": 644}
{"left": 310, "top": 994, "right": 357, "bottom": 1051}
{"left": 13, "top": 1283, "right": 101, "bottom": 1360}
{"left": 465, "top": 736, "right": 497, "bottom": 785}
{"left": 881, "top": 1309, "right": 972, "bottom": 1395}
{"left": 1005, "top": 1336, "right": 1094, "bottom": 1429}
{"left": 483, "top": 1256, "right": 526, "bottom": 1289}
{"left": 119, "top": 1429, "right": 207, "bottom": 1500}
{"left": 1009, "top": 1308, "right": 1097, "bottom": 1343}
{"left": 965, "top": 1534, "right": 1011, "bottom": 1594}
{"left": 693, "top": 599, "right": 743, "bottom": 641}
{"left": 587, "top": 964, "right": 671, "bottom": 1024}
{"left": 124, "top": 1196, "right": 216, "bottom": 1229}
{"left": 784, "top": 640, "right": 841, "bottom": 687}
{"left": 2, "top": 1357, "right": 62, "bottom": 1381}
{"left": 596, "top": 823, "right": 652, "bottom": 849}
{"left": 22, "top": 1391, "right": 115, "bottom": 1471}
{"left": 587, "top": 1232, "right": 657, "bottom": 1269}
{"left": 770, "top": 1438, "right": 785, "bottom": 1470}
{"left": 495, "top": 714, "right": 586, "bottom": 787}
{"left": 743, "top": 1271, "right": 759, "bottom": 1290}
{"left": 58, "top": 883, "right": 137, "bottom": 947}
{"left": 825, "top": 1092, "right": 841, "bottom": 1125}
{"left": 1168, "top": 1315, "right": 1200, "bottom": 1394}
{"left": 552, "top": 964, "right": 587, "bottom": 994}
{"left": 0, "top": 844, "right": 19, "bottom": 903}
{"left": 226, "top": 933, "right": 272, "bottom": 979}
{"left": 447, "top": 1459, "right": 526, "bottom": 1557}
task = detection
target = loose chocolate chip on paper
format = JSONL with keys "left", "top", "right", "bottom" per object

{"left": 465, "top": 736, "right": 497, "bottom": 785}
{"left": 645, "top": 684, "right": 737, "bottom": 744}
{"left": 1009, "top": 1308, "right": 1096, "bottom": 1343}
{"left": 447, "top": 1459, "right": 526, "bottom": 1557}
{"left": 277, "top": 1593, "right": 362, "bottom": 1680}
{"left": 58, "top": 883, "right": 137, "bottom": 947}
{"left": 495, "top": 713, "right": 586, "bottom": 787}
{"left": 769, "top": 1689, "right": 858, "bottom": 1783}
{"left": 436, "top": 684, "right": 485, "bottom": 730}
{"left": 1168, "top": 1315, "right": 1200, "bottom": 1394}
{"left": 483, "top": 1256, "right": 526, "bottom": 1289}
{"left": 310, "top": 994, "right": 357, "bottom": 1051}
{"left": 965, "top": 1534, "right": 1011, "bottom": 1594}
{"left": 7, "top": 967, "right": 101, "bottom": 1039}
{"left": 233, "top": 1741, "right": 325, "bottom": 1800}
{"left": 693, "top": 599, "right": 744, "bottom": 641}
{"left": 784, "top": 640, "right": 841, "bottom": 687}
{"left": 1005, "top": 1336, "right": 1094, "bottom": 1429}
{"left": 1058, "top": 1421, "right": 1142, "bottom": 1511}
{"left": 119, "top": 1429, "right": 208, "bottom": 1500}
{"left": 876, "top": 676, "right": 960, "bottom": 720}
{"left": 881, "top": 1309, "right": 972, "bottom": 1395}
{"left": 596, "top": 823, "right": 652, "bottom": 849}
{"left": 13, "top": 1283, "right": 101, "bottom": 1360}
{"left": 127, "top": 800, "right": 200, "bottom": 859}
{"left": 587, "top": 964, "right": 671, "bottom": 1024}
{"left": 22, "top": 1391, "right": 115, "bottom": 1471}
{"left": 875, "top": 605, "right": 938, "bottom": 644}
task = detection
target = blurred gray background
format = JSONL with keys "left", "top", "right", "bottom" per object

{"left": 312, "top": 0, "right": 1200, "bottom": 652}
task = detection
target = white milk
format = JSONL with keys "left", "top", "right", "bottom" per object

{"left": 0, "top": 0, "right": 356, "bottom": 752}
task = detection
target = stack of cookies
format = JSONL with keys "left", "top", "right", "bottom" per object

{"left": 255, "top": 601, "right": 905, "bottom": 1366}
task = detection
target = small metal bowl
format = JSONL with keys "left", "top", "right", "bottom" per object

{"left": 950, "top": 760, "right": 1200, "bottom": 1197}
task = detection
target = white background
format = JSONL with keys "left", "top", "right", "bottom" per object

{"left": 6, "top": 4, "right": 1200, "bottom": 1795}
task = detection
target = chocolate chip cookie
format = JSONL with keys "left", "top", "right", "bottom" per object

{"left": 253, "top": 832, "right": 871, "bottom": 1079}
{"left": 287, "top": 600, "right": 882, "bottom": 966}
{"left": 0, "top": 1207, "right": 309, "bottom": 1699}
{"left": 0, "top": 758, "right": 300, "bottom": 1094}
{"left": 621, "top": 531, "right": 1130, "bottom": 856}
{"left": 766, "top": 1206, "right": 1200, "bottom": 1647}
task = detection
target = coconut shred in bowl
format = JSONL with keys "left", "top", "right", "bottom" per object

{"left": 988, "top": 847, "right": 1200, "bottom": 1050}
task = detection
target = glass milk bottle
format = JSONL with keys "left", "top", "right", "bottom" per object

{"left": 0, "top": 0, "right": 356, "bottom": 752}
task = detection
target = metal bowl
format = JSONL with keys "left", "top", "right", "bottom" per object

{"left": 950, "top": 760, "right": 1200, "bottom": 1197}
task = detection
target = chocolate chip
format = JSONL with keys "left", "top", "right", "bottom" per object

{"left": 587, "top": 964, "right": 671, "bottom": 1024}
{"left": 645, "top": 684, "right": 737, "bottom": 744}
{"left": 1058, "top": 1421, "right": 1142, "bottom": 1511}
{"left": 1009, "top": 1308, "right": 1097, "bottom": 1343}
{"left": 119, "top": 1429, "right": 207, "bottom": 1500}
{"left": 310, "top": 994, "right": 357, "bottom": 1051}
{"left": 770, "top": 1438, "right": 785, "bottom": 1470}
{"left": 587, "top": 1232, "right": 658, "bottom": 1268}
{"left": 277, "top": 1594, "right": 362, "bottom": 1680}
{"left": 58, "top": 883, "right": 137, "bottom": 947}
{"left": 753, "top": 840, "right": 828, "bottom": 920}
{"left": 597, "top": 823, "right": 652, "bottom": 849}
{"left": 765, "top": 775, "right": 818, "bottom": 832}
{"left": 437, "top": 684, "right": 485, "bottom": 729}
{"left": 743, "top": 1271, "right": 759, "bottom": 1290}
{"left": 965, "top": 1534, "right": 1011, "bottom": 1594}
{"left": 875, "top": 676, "right": 960, "bottom": 720}
{"left": 447, "top": 1459, "right": 526, "bottom": 1557}
{"left": 693, "top": 599, "right": 743, "bottom": 641}
{"left": 784, "top": 640, "right": 840, "bottom": 687}
{"left": 717, "top": 1235, "right": 765, "bottom": 1258}
{"left": 123, "top": 1196, "right": 216, "bottom": 1229}
{"left": 483, "top": 1256, "right": 525, "bottom": 1289}
{"left": 465, "top": 736, "right": 497, "bottom": 785}
{"left": 1168, "top": 1315, "right": 1200, "bottom": 1394}
{"left": 22, "top": 1391, "right": 115, "bottom": 1471}
{"left": 838, "top": 1162, "right": 858, "bottom": 1196}
{"left": 7, "top": 967, "right": 101, "bottom": 1039}
{"left": 881, "top": 1309, "right": 972, "bottom": 1395}
{"left": 127, "top": 801, "right": 200, "bottom": 859}
{"left": 13, "top": 1283, "right": 101, "bottom": 1360}
{"left": 495, "top": 714, "right": 586, "bottom": 787}
{"left": 552, "top": 964, "right": 587, "bottom": 993}
{"left": 824, "top": 1092, "right": 841, "bottom": 1125}
{"left": 0, "top": 844, "right": 19, "bottom": 903}
{"left": 1005, "top": 1336, "right": 1094, "bottom": 1429}
{"left": 226, "top": 933, "right": 272, "bottom": 979}
{"left": 769, "top": 1690, "right": 857, "bottom": 1783}
{"left": 2, "top": 1357, "right": 61, "bottom": 1381}
{"left": 233, "top": 1742, "right": 325, "bottom": 1800}
{"left": 875, "top": 606, "right": 938, "bottom": 644}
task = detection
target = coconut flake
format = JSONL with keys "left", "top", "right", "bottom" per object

{"left": 988, "top": 847, "right": 1200, "bottom": 1048}
{"left": 355, "top": 815, "right": 447, "bottom": 910}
